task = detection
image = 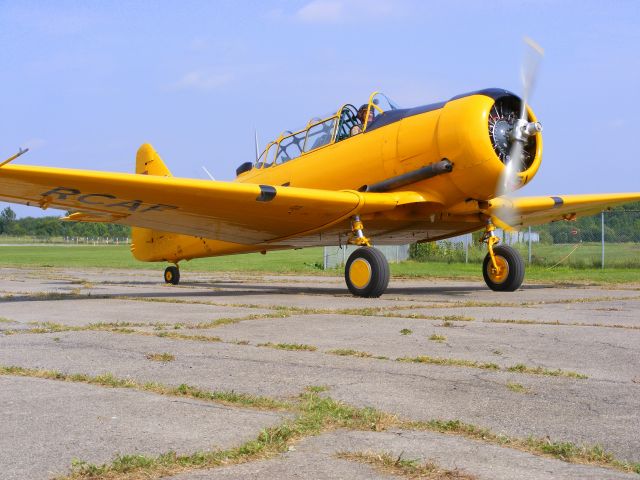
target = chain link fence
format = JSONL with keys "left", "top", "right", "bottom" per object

{"left": 409, "top": 211, "right": 640, "bottom": 269}
{"left": 323, "top": 245, "right": 410, "bottom": 269}
{"left": 0, "top": 236, "right": 130, "bottom": 245}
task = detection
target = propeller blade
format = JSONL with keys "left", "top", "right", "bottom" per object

{"left": 494, "top": 37, "right": 544, "bottom": 228}
{"left": 520, "top": 37, "right": 544, "bottom": 119}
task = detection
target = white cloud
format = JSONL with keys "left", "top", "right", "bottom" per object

{"left": 172, "top": 71, "right": 234, "bottom": 91}
{"left": 296, "top": 0, "right": 345, "bottom": 23}
{"left": 294, "top": 0, "right": 396, "bottom": 24}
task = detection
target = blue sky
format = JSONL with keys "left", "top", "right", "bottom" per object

{"left": 1, "top": 0, "right": 639, "bottom": 217}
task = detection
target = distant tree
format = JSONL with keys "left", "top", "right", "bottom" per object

{"left": 0, "top": 207, "right": 17, "bottom": 234}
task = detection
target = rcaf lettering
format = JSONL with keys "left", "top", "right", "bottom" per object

{"left": 110, "top": 200, "right": 143, "bottom": 212}
{"left": 77, "top": 193, "right": 116, "bottom": 205}
{"left": 40, "top": 187, "right": 178, "bottom": 213}
{"left": 41, "top": 187, "right": 81, "bottom": 200}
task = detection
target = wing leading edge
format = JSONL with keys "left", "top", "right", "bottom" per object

{"left": 487, "top": 193, "right": 640, "bottom": 227}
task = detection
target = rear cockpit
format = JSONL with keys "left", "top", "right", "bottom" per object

{"left": 251, "top": 92, "right": 399, "bottom": 171}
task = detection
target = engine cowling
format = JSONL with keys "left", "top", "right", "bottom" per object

{"left": 435, "top": 89, "right": 543, "bottom": 200}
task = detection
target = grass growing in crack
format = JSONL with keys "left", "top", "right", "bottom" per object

{"left": 56, "top": 390, "right": 395, "bottom": 480}
{"left": 337, "top": 451, "right": 477, "bottom": 479}
{"left": 429, "top": 334, "right": 447, "bottom": 343}
{"left": 440, "top": 315, "right": 473, "bottom": 322}
{"left": 486, "top": 318, "right": 640, "bottom": 331}
{"left": 326, "top": 349, "right": 389, "bottom": 360}
{"left": 400, "top": 328, "right": 413, "bottom": 335}
{"left": 189, "top": 313, "right": 283, "bottom": 330}
{"left": 154, "top": 332, "right": 222, "bottom": 343}
{"left": 396, "top": 356, "right": 588, "bottom": 378}
{"left": 506, "top": 382, "right": 530, "bottom": 394}
{"left": 305, "top": 385, "right": 330, "bottom": 393}
{"left": 397, "top": 356, "right": 499, "bottom": 370}
{"left": 257, "top": 342, "right": 317, "bottom": 352}
{"left": 1, "top": 364, "right": 637, "bottom": 478}
{"left": 0, "top": 316, "right": 15, "bottom": 323}
{"left": 403, "top": 419, "right": 640, "bottom": 474}
{"left": 507, "top": 363, "right": 587, "bottom": 379}
{"left": 145, "top": 353, "right": 175, "bottom": 363}
{"left": 0, "top": 365, "right": 289, "bottom": 411}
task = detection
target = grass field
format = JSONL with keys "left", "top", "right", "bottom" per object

{"left": 0, "top": 244, "right": 638, "bottom": 285}
{"left": 458, "top": 242, "right": 640, "bottom": 269}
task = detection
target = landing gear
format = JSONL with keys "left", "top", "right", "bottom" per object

{"left": 343, "top": 215, "right": 390, "bottom": 298}
{"left": 481, "top": 221, "right": 524, "bottom": 291}
{"left": 164, "top": 265, "right": 180, "bottom": 285}
{"left": 345, "top": 247, "right": 390, "bottom": 298}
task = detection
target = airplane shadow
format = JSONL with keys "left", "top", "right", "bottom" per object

{"left": 1, "top": 280, "right": 554, "bottom": 303}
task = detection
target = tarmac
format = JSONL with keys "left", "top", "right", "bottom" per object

{"left": 0, "top": 265, "right": 639, "bottom": 479}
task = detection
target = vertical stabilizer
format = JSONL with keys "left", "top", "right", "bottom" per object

{"left": 135, "top": 143, "right": 172, "bottom": 176}
{"left": 132, "top": 144, "right": 173, "bottom": 262}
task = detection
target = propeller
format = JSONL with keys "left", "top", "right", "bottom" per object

{"left": 494, "top": 37, "right": 545, "bottom": 228}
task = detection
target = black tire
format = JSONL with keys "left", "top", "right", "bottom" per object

{"left": 164, "top": 266, "right": 180, "bottom": 285}
{"left": 482, "top": 245, "right": 525, "bottom": 292}
{"left": 344, "top": 247, "right": 390, "bottom": 298}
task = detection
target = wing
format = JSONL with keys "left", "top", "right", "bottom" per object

{"left": 486, "top": 193, "right": 640, "bottom": 228}
{"left": 0, "top": 164, "right": 430, "bottom": 244}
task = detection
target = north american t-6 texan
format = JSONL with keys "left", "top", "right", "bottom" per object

{"left": 1, "top": 42, "right": 638, "bottom": 298}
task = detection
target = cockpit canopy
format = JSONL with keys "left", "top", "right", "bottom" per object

{"left": 255, "top": 92, "right": 399, "bottom": 169}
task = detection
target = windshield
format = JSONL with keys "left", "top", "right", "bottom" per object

{"left": 364, "top": 92, "right": 400, "bottom": 130}
{"left": 254, "top": 92, "right": 400, "bottom": 168}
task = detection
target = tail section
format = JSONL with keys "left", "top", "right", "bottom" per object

{"left": 131, "top": 144, "right": 175, "bottom": 262}
{"left": 135, "top": 143, "right": 172, "bottom": 176}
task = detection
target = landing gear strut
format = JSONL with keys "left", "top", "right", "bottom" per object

{"left": 481, "top": 221, "right": 524, "bottom": 291}
{"left": 164, "top": 265, "right": 180, "bottom": 285}
{"left": 344, "top": 216, "right": 390, "bottom": 298}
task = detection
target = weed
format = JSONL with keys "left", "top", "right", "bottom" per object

{"left": 337, "top": 451, "right": 477, "bottom": 479}
{"left": 305, "top": 385, "right": 330, "bottom": 393}
{"left": 258, "top": 342, "right": 317, "bottom": 352}
{"left": 397, "top": 356, "right": 499, "bottom": 370}
{"left": 506, "top": 382, "right": 530, "bottom": 394}
{"left": 429, "top": 334, "right": 447, "bottom": 343}
{"left": 145, "top": 353, "right": 175, "bottom": 362}
{"left": 507, "top": 363, "right": 587, "bottom": 379}
{"left": 326, "top": 349, "right": 389, "bottom": 360}
{"left": 400, "top": 328, "right": 413, "bottom": 335}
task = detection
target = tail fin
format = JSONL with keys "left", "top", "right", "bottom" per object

{"left": 135, "top": 143, "right": 172, "bottom": 176}
{"left": 132, "top": 144, "right": 174, "bottom": 262}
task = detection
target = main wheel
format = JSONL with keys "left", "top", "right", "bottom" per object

{"left": 345, "top": 247, "right": 390, "bottom": 298}
{"left": 164, "top": 265, "right": 180, "bottom": 285}
{"left": 482, "top": 245, "right": 524, "bottom": 292}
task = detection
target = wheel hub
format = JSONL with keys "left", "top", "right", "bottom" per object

{"left": 349, "top": 258, "right": 372, "bottom": 288}
{"left": 488, "top": 256, "right": 509, "bottom": 284}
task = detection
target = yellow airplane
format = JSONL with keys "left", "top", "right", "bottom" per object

{"left": 0, "top": 88, "right": 638, "bottom": 297}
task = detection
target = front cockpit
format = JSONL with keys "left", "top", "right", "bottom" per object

{"left": 252, "top": 92, "right": 400, "bottom": 170}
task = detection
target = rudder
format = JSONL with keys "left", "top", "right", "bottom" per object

{"left": 135, "top": 143, "right": 172, "bottom": 176}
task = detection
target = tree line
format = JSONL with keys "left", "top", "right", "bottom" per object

{"left": 0, "top": 207, "right": 131, "bottom": 238}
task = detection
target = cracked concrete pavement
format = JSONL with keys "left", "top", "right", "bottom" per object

{"left": 1, "top": 266, "right": 639, "bottom": 479}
